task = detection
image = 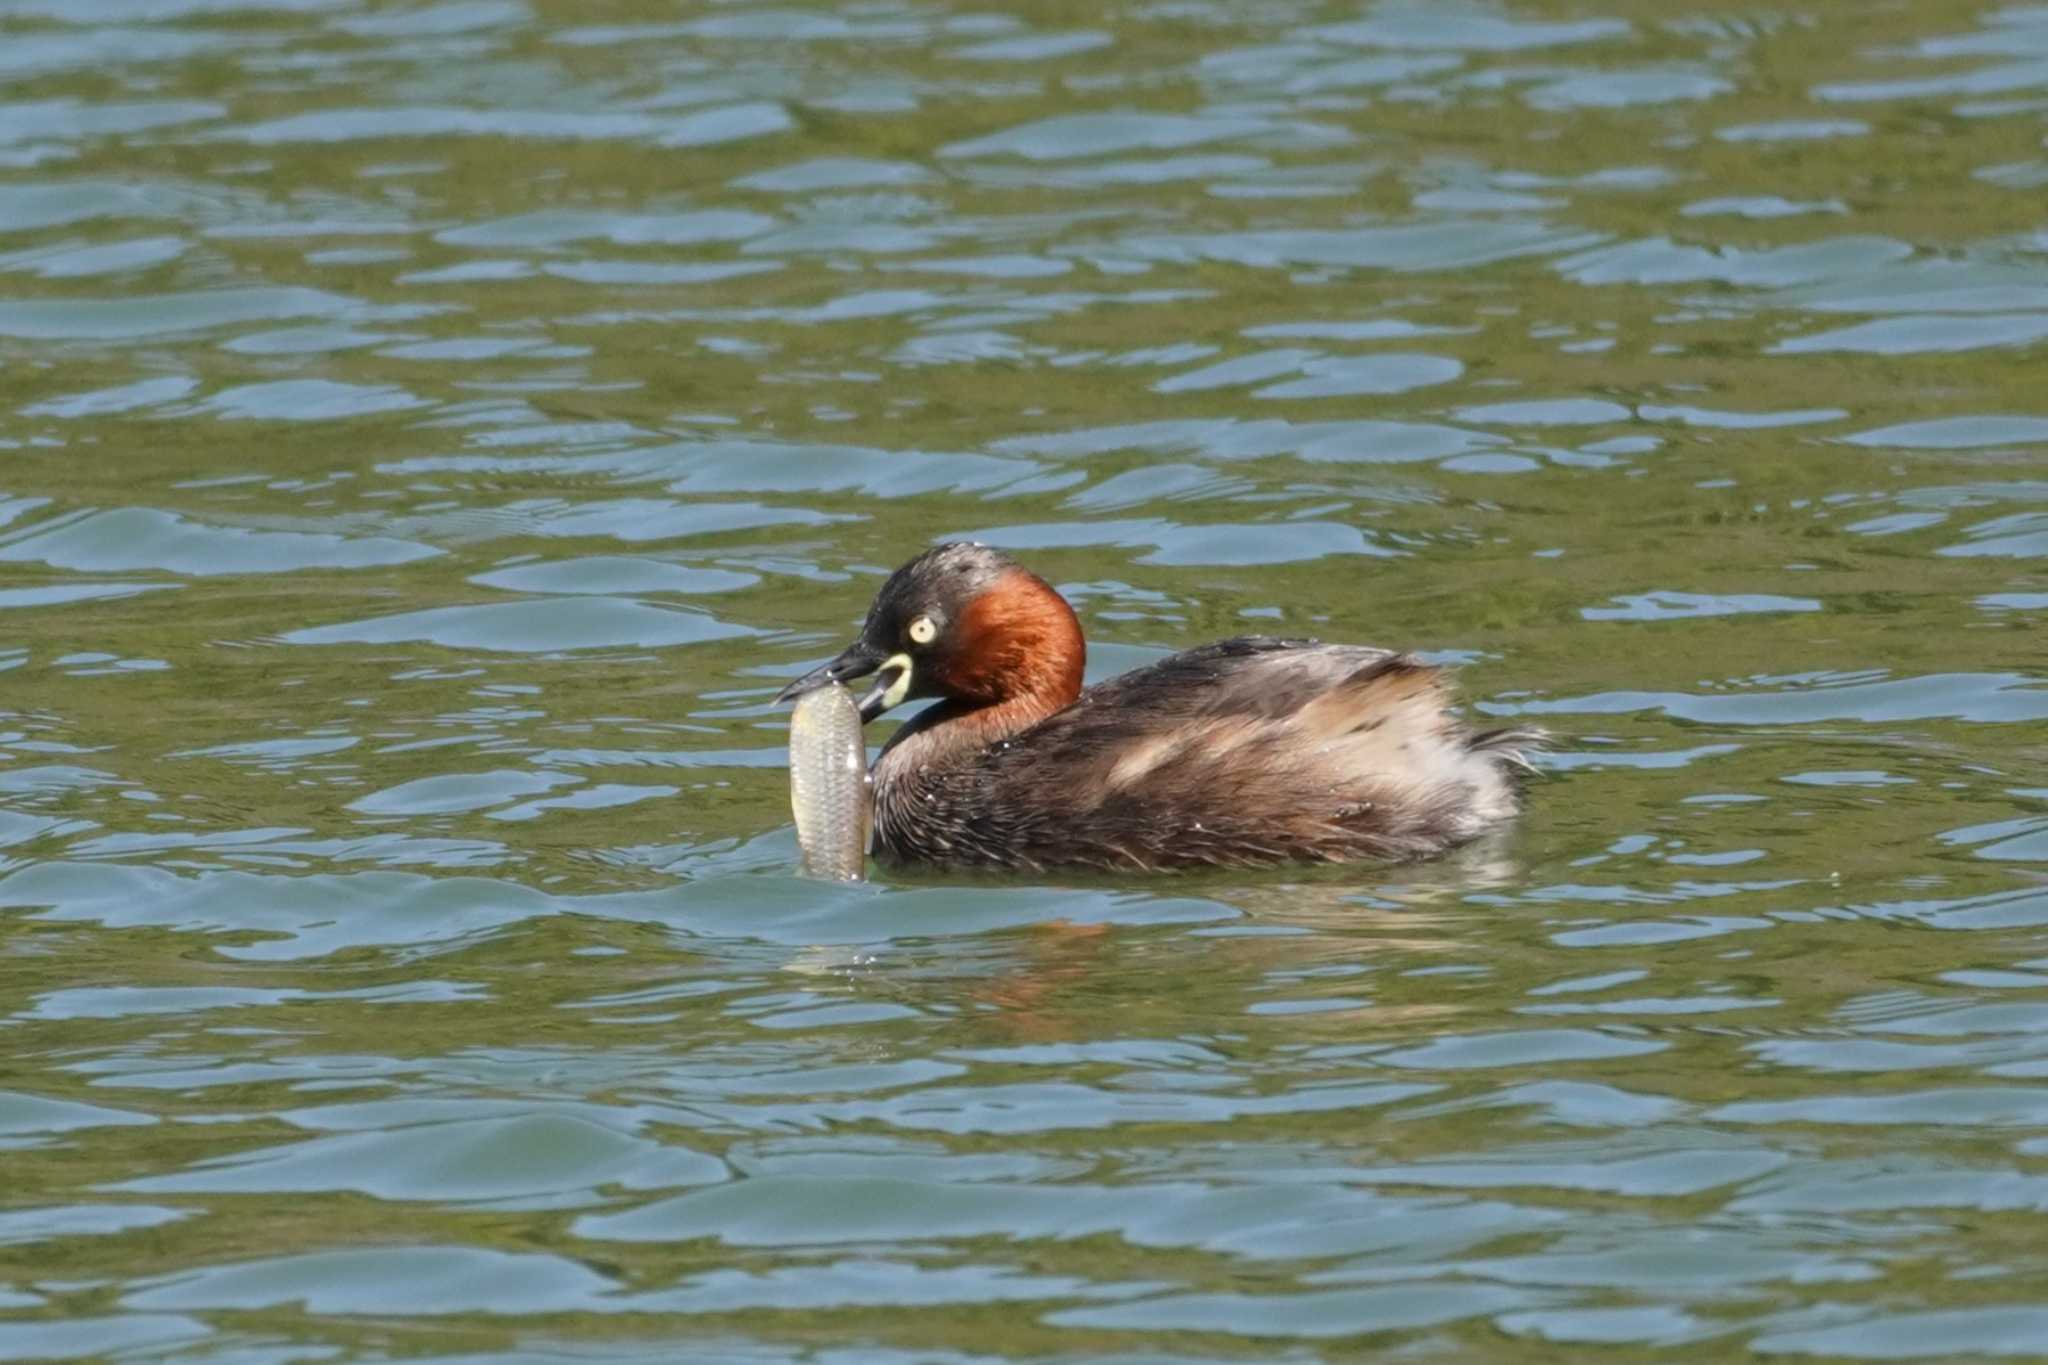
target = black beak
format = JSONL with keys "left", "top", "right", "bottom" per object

{"left": 774, "top": 638, "right": 904, "bottom": 723}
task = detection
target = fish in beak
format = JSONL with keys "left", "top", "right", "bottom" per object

{"left": 774, "top": 637, "right": 913, "bottom": 724}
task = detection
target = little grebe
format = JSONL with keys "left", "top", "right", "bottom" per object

{"left": 777, "top": 543, "right": 1540, "bottom": 873}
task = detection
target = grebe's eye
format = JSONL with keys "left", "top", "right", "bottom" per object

{"left": 907, "top": 615, "right": 938, "bottom": 646}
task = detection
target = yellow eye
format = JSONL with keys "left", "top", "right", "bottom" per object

{"left": 907, "top": 615, "right": 938, "bottom": 645}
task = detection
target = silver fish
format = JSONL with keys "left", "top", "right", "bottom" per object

{"left": 788, "top": 682, "right": 871, "bottom": 881}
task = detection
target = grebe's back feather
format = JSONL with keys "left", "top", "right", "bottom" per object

{"left": 873, "top": 637, "right": 1541, "bottom": 873}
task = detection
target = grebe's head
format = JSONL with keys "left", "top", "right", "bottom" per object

{"left": 776, "top": 542, "right": 1084, "bottom": 723}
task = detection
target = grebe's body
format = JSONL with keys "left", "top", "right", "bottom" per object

{"left": 778, "top": 544, "right": 1539, "bottom": 874}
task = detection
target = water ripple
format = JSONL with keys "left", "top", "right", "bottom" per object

{"left": 1, "top": 0, "right": 2045, "bottom": 1355}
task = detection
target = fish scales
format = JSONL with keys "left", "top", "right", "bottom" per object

{"left": 788, "top": 682, "right": 871, "bottom": 880}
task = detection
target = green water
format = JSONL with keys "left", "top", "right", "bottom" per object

{"left": 2, "top": 0, "right": 2048, "bottom": 1358}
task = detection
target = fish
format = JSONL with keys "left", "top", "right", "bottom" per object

{"left": 788, "top": 681, "right": 871, "bottom": 881}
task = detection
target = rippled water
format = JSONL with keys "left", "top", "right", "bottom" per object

{"left": 3, "top": 0, "right": 2048, "bottom": 1359}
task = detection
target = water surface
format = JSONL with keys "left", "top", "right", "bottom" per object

{"left": 2, "top": 0, "right": 2048, "bottom": 1359}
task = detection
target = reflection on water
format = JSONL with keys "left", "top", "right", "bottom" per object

{"left": 2, "top": 0, "right": 2048, "bottom": 1358}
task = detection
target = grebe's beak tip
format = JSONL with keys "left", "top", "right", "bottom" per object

{"left": 775, "top": 639, "right": 887, "bottom": 707}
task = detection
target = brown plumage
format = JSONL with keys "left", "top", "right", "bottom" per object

{"left": 776, "top": 543, "right": 1542, "bottom": 873}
